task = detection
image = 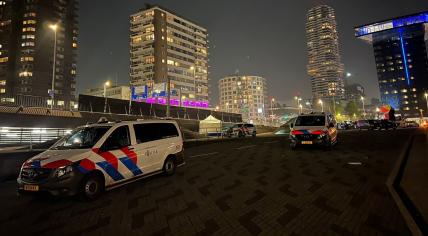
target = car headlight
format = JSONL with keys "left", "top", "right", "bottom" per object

{"left": 54, "top": 165, "right": 73, "bottom": 178}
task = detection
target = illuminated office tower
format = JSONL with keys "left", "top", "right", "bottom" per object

{"left": 0, "top": 0, "right": 78, "bottom": 109}
{"left": 306, "top": 5, "right": 345, "bottom": 101}
{"left": 356, "top": 12, "right": 428, "bottom": 117}
{"left": 130, "top": 5, "right": 209, "bottom": 106}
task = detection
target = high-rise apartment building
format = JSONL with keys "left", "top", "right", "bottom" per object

{"left": 219, "top": 75, "right": 267, "bottom": 123}
{"left": 306, "top": 5, "right": 345, "bottom": 101}
{"left": 130, "top": 5, "right": 209, "bottom": 106}
{"left": 0, "top": 0, "right": 78, "bottom": 109}
{"left": 355, "top": 12, "right": 428, "bottom": 118}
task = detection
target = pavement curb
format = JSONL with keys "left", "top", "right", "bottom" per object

{"left": 386, "top": 131, "right": 424, "bottom": 236}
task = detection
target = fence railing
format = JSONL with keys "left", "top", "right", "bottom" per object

{"left": 0, "top": 127, "right": 70, "bottom": 146}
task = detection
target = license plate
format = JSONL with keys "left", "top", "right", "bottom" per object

{"left": 24, "top": 185, "right": 39, "bottom": 191}
{"left": 301, "top": 141, "right": 313, "bottom": 145}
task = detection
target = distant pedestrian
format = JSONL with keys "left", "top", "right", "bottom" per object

{"left": 388, "top": 108, "right": 396, "bottom": 121}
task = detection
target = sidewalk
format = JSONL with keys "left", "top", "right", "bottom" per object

{"left": 400, "top": 128, "right": 428, "bottom": 233}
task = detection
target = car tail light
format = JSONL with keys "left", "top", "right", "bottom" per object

{"left": 291, "top": 130, "right": 304, "bottom": 135}
{"left": 311, "top": 130, "right": 328, "bottom": 135}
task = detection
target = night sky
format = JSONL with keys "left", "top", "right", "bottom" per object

{"left": 77, "top": 0, "right": 428, "bottom": 105}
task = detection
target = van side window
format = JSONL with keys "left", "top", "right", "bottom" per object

{"left": 134, "top": 123, "right": 179, "bottom": 144}
{"left": 102, "top": 126, "right": 130, "bottom": 151}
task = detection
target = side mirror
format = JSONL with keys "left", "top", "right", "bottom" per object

{"left": 290, "top": 123, "right": 294, "bottom": 128}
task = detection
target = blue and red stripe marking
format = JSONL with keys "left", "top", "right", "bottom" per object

{"left": 120, "top": 147, "right": 143, "bottom": 176}
{"left": 86, "top": 148, "right": 143, "bottom": 181}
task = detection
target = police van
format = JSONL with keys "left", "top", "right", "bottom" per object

{"left": 17, "top": 120, "right": 184, "bottom": 199}
{"left": 290, "top": 112, "right": 338, "bottom": 150}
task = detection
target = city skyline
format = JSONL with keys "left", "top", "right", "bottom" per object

{"left": 77, "top": 0, "right": 428, "bottom": 106}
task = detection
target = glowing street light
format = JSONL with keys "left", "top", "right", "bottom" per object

{"left": 49, "top": 24, "right": 58, "bottom": 110}
{"left": 346, "top": 72, "right": 352, "bottom": 78}
{"left": 318, "top": 99, "right": 324, "bottom": 112}
{"left": 361, "top": 96, "right": 366, "bottom": 118}
{"left": 103, "top": 81, "right": 111, "bottom": 113}
{"left": 271, "top": 98, "right": 275, "bottom": 121}
{"left": 424, "top": 93, "right": 428, "bottom": 114}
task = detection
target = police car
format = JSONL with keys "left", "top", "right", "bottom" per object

{"left": 224, "top": 123, "right": 257, "bottom": 138}
{"left": 17, "top": 120, "right": 184, "bottom": 199}
{"left": 290, "top": 112, "right": 338, "bottom": 150}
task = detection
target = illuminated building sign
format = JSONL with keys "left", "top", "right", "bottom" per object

{"left": 355, "top": 12, "right": 428, "bottom": 37}
{"left": 131, "top": 86, "right": 209, "bottom": 108}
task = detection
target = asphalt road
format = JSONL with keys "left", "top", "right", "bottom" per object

{"left": 0, "top": 129, "right": 417, "bottom": 235}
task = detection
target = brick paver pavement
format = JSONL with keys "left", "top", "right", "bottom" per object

{"left": 0, "top": 129, "right": 415, "bottom": 235}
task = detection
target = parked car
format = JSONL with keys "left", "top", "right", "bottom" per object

{"left": 356, "top": 120, "right": 371, "bottom": 130}
{"left": 379, "top": 119, "right": 397, "bottom": 130}
{"left": 403, "top": 120, "right": 419, "bottom": 128}
{"left": 17, "top": 120, "right": 184, "bottom": 199}
{"left": 290, "top": 112, "right": 338, "bottom": 150}
{"left": 224, "top": 123, "right": 257, "bottom": 138}
{"left": 367, "top": 120, "right": 381, "bottom": 130}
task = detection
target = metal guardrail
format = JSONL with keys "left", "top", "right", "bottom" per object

{"left": 0, "top": 127, "right": 71, "bottom": 146}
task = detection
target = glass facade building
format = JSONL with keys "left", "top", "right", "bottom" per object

{"left": 356, "top": 12, "right": 428, "bottom": 118}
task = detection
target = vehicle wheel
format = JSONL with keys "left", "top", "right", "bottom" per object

{"left": 324, "top": 137, "right": 332, "bottom": 150}
{"left": 163, "top": 156, "right": 176, "bottom": 176}
{"left": 252, "top": 132, "right": 256, "bottom": 138}
{"left": 80, "top": 173, "right": 104, "bottom": 200}
{"left": 290, "top": 143, "right": 297, "bottom": 150}
{"left": 238, "top": 131, "right": 244, "bottom": 138}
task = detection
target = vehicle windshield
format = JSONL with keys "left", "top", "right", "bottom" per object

{"left": 52, "top": 126, "right": 111, "bottom": 150}
{"left": 295, "top": 116, "right": 325, "bottom": 126}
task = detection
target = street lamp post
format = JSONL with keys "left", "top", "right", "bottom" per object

{"left": 49, "top": 24, "right": 58, "bottom": 110}
{"left": 103, "top": 81, "right": 110, "bottom": 113}
{"left": 190, "top": 66, "right": 196, "bottom": 99}
{"left": 424, "top": 93, "right": 428, "bottom": 116}
{"left": 271, "top": 98, "right": 275, "bottom": 120}
{"left": 361, "top": 96, "right": 366, "bottom": 118}
{"left": 318, "top": 99, "right": 324, "bottom": 112}
{"left": 376, "top": 107, "right": 380, "bottom": 120}
{"left": 166, "top": 77, "right": 171, "bottom": 118}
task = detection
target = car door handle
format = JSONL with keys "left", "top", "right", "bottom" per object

{"left": 127, "top": 147, "right": 135, "bottom": 150}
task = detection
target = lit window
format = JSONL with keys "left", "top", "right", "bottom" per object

{"left": 0, "top": 57, "right": 8, "bottom": 63}
{"left": 19, "top": 71, "right": 33, "bottom": 77}
{"left": 0, "top": 80, "right": 5, "bottom": 85}
{"left": 21, "top": 42, "right": 35, "bottom": 47}
{"left": 0, "top": 89, "right": 5, "bottom": 94}
{"left": 57, "top": 100, "right": 65, "bottom": 106}
{"left": 22, "top": 27, "right": 36, "bottom": 32}
{"left": 20, "top": 57, "right": 34, "bottom": 62}
{"left": 72, "top": 42, "right": 77, "bottom": 48}
{"left": 132, "top": 36, "right": 142, "bottom": 44}
{"left": 145, "top": 34, "right": 154, "bottom": 41}
{"left": 22, "top": 34, "right": 35, "bottom": 39}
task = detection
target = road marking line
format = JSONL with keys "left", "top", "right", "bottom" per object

{"left": 348, "top": 162, "right": 363, "bottom": 165}
{"left": 264, "top": 141, "right": 279, "bottom": 144}
{"left": 235, "top": 145, "right": 257, "bottom": 150}
{"left": 189, "top": 152, "right": 219, "bottom": 159}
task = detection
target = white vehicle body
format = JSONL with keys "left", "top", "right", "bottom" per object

{"left": 17, "top": 120, "right": 184, "bottom": 198}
